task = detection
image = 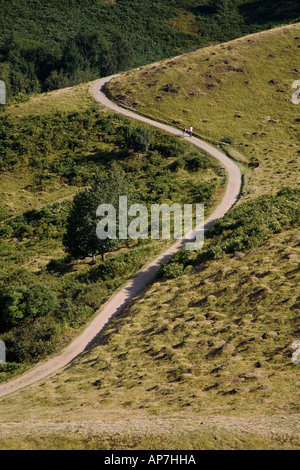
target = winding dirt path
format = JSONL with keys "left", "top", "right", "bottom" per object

{"left": 0, "top": 75, "right": 241, "bottom": 399}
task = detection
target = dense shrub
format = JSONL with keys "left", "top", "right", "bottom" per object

{"left": 0, "top": 282, "right": 58, "bottom": 329}
{"left": 0, "top": 201, "right": 72, "bottom": 242}
{"left": 86, "top": 245, "right": 155, "bottom": 283}
{"left": 220, "top": 136, "right": 235, "bottom": 145}
{"left": 160, "top": 262, "right": 185, "bottom": 279}
{"left": 152, "top": 133, "right": 187, "bottom": 159}
{"left": 0, "top": 106, "right": 220, "bottom": 365}
{"left": 123, "top": 125, "right": 154, "bottom": 153}
{"left": 0, "top": 111, "right": 121, "bottom": 172}
{"left": 160, "top": 187, "right": 300, "bottom": 278}
{"left": 63, "top": 172, "right": 132, "bottom": 260}
{"left": 5, "top": 316, "right": 61, "bottom": 362}
{"left": 184, "top": 152, "right": 213, "bottom": 172}
{"left": 189, "top": 181, "right": 217, "bottom": 205}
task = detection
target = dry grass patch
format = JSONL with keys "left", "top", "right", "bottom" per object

{"left": 8, "top": 82, "right": 98, "bottom": 118}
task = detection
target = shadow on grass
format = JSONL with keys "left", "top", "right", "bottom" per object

{"left": 46, "top": 256, "right": 75, "bottom": 276}
{"left": 239, "top": 0, "right": 300, "bottom": 25}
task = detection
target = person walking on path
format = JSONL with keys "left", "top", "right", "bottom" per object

{"left": 189, "top": 126, "right": 193, "bottom": 137}
{"left": 183, "top": 126, "right": 186, "bottom": 136}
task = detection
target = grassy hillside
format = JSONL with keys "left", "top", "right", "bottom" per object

{"left": 0, "top": 88, "right": 224, "bottom": 378}
{"left": 0, "top": 23, "right": 299, "bottom": 451}
{"left": 107, "top": 23, "right": 300, "bottom": 201}
{"left": 0, "top": 84, "right": 97, "bottom": 216}
{"left": 101, "top": 28, "right": 300, "bottom": 447}
{"left": 1, "top": 0, "right": 300, "bottom": 99}
{"left": 5, "top": 194, "right": 298, "bottom": 418}
{"left": 0, "top": 223, "right": 299, "bottom": 449}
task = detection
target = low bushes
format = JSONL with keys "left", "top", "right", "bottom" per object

{"left": 160, "top": 187, "right": 300, "bottom": 278}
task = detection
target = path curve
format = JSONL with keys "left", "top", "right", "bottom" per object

{"left": 0, "top": 75, "right": 241, "bottom": 398}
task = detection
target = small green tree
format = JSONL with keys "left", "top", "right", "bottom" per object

{"left": 113, "top": 32, "right": 134, "bottom": 71}
{"left": 101, "top": 32, "right": 134, "bottom": 75}
{"left": 63, "top": 172, "right": 132, "bottom": 261}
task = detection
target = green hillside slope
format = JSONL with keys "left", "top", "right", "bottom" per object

{"left": 0, "top": 23, "right": 299, "bottom": 451}
{"left": 0, "top": 223, "right": 299, "bottom": 449}
{"left": 0, "top": 88, "right": 224, "bottom": 377}
{"left": 107, "top": 23, "right": 300, "bottom": 201}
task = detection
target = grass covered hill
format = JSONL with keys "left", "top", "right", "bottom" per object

{"left": 0, "top": 85, "right": 225, "bottom": 378}
{"left": 0, "top": 21, "right": 299, "bottom": 450}
{"left": 107, "top": 22, "right": 300, "bottom": 201}
{"left": 1, "top": 0, "right": 300, "bottom": 99}
{"left": 0, "top": 199, "right": 299, "bottom": 449}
